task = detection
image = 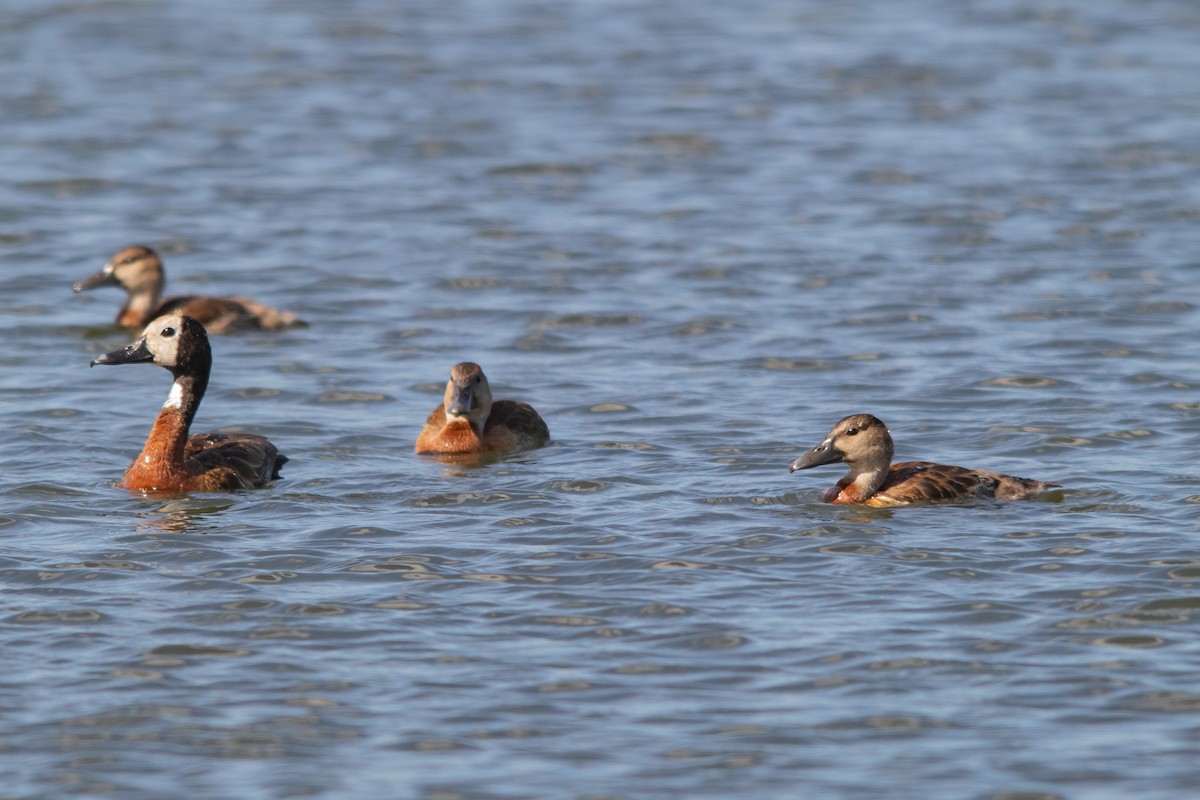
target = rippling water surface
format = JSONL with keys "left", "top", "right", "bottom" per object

{"left": 4, "top": 1, "right": 1200, "bottom": 797}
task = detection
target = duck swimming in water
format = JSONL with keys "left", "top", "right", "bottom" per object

{"left": 789, "top": 413, "right": 1057, "bottom": 506}
{"left": 416, "top": 362, "right": 549, "bottom": 455}
{"left": 74, "top": 244, "right": 302, "bottom": 333}
{"left": 90, "top": 312, "right": 287, "bottom": 492}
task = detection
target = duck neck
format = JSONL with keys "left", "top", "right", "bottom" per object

{"left": 120, "top": 370, "right": 208, "bottom": 488}
{"left": 469, "top": 411, "right": 488, "bottom": 438}
{"left": 118, "top": 280, "right": 164, "bottom": 327}
{"left": 165, "top": 371, "right": 206, "bottom": 434}
{"left": 840, "top": 462, "right": 888, "bottom": 501}
{"left": 447, "top": 408, "right": 487, "bottom": 438}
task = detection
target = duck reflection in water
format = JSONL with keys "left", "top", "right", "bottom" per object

{"left": 135, "top": 497, "right": 239, "bottom": 534}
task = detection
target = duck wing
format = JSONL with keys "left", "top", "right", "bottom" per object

{"left": 156, "top": 295, "right": 301, "bottom": 333}
{"left": 878, "top": 461, "right": 1057, "bottom": 503}
{"left": 185, "top": 432, "right": 287, "bottom": 490}
{"left": 156, "top": 296, "right": 264, "bottom": 333}
{"left": 482, "top": 400, "right": 550, "bottom": 452}
{"left": 876, "top": 461, "right": 994, "bottom": 503}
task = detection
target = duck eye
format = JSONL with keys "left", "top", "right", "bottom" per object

{"left": 161, "top": 326, "right": 176, "bottom": 338}
{"left": 845, "top": 427, "right": 859, "bottom": 436}
{"left": 475, "top": 376, "right": 482, "bottom": 384}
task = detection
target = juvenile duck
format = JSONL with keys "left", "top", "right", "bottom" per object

{"left": 789, "top": 413, "right": 1057, "bottom": 506}
{"left": 90, "top": 312, "right": 287, "bottom": 492}
{"left": 416, "top": 362, "right": 549, "bottom": 455}
{"left": 74, "top": 244, "right": 301, "bottom": 333}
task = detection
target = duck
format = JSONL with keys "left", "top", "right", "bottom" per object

{"left": 416, "top": 362, "right": 549, "bottom": 455}
{"left": 789, "top": 413, "right": 1057, "bottom": 506}
{"left": 90, "top": 311, "right": 287, "bottom": 492}
{"left": 74, "top": 244, "right": 302, "bottom": 333}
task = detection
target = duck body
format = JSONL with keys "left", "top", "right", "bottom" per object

{"left": 75, "top": 245, "right": 301, "bottom": 333}
{"left": 118, "top": 416, "right": 285, "bottom": 493}
{"left": 791, "top": 413, "right": 1057, "bottom": 506}
{"left": 91, "top": 312, "right": 287, "bottom": 492}
{"left": 416, "top": 362, "right": 549, "bottom": 455}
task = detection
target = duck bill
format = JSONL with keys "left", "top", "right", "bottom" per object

{"left": 789, "top": 439, "right": 843, "bottom": 472}
{"left": 447, "top": 384, "right": 473, "bottom": 418}
{"left": 90, "top": 337, "right": 153, "bottom": 367}
{"left": 73, "top": 264, "right": 118, "bottom": 293}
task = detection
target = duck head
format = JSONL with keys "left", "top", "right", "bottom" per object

{"left": 74, "top": 244, "right": 165, "bottom": 297}
{"left": 91, "top": 311, "right": 211, "bottom": 380}
{"left": 443, "top": 361, "right": 494, "bottom": 435}
{"left": 789, "top": 413, "right": 894, "bottom": 473}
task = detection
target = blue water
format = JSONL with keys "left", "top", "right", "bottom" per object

{"left": 3, "top": 0, "right": 1200, "bottom": 797}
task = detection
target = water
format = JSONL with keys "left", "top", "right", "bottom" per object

{"left": 3, "top": 0, "right": 1200, "bottom": 797}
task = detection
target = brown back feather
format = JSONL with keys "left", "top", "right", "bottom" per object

{"left": 482, "top": 400, "right": 549, "bottom": 450}
{"left": 880, "top": 461, "right": 997, "bottom": 502}
{"left": 880, "top": 461, "right": 1054, "bottom": 503}
{"left": 185, "top": 432, "right": 286, "bottom": 489}
{"left": 156, "top": 296, "right": 300, "bottom": 333}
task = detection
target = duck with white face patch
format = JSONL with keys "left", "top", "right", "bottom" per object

{"left": 90, "top": 311, "right": 287, "bottom": 492}
{"left": 789, "top": 413, "right": 1058, "bottom": 507}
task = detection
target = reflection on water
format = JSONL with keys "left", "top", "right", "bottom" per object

{"left": 2, "top": 0, "right": 1200, "bottom": 797}
{"left": 416, "top": 451, "right": 506, "bottom": 473}
{"left": 136, "top": 498, "right": 239, "bottom": 534}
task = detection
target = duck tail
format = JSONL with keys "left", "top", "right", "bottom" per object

{"left": 232, "top": 297, "right": 305, "bottom": 330}
{"left": 993, "top": 475, "right": 1060, "bottom": 500}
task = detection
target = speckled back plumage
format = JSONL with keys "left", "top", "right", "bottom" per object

{"left": 155, "top": 295, "right": 292, "bottom": 334}
{"left": 185, "top": 432, "right": 288, "bottom": 490}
